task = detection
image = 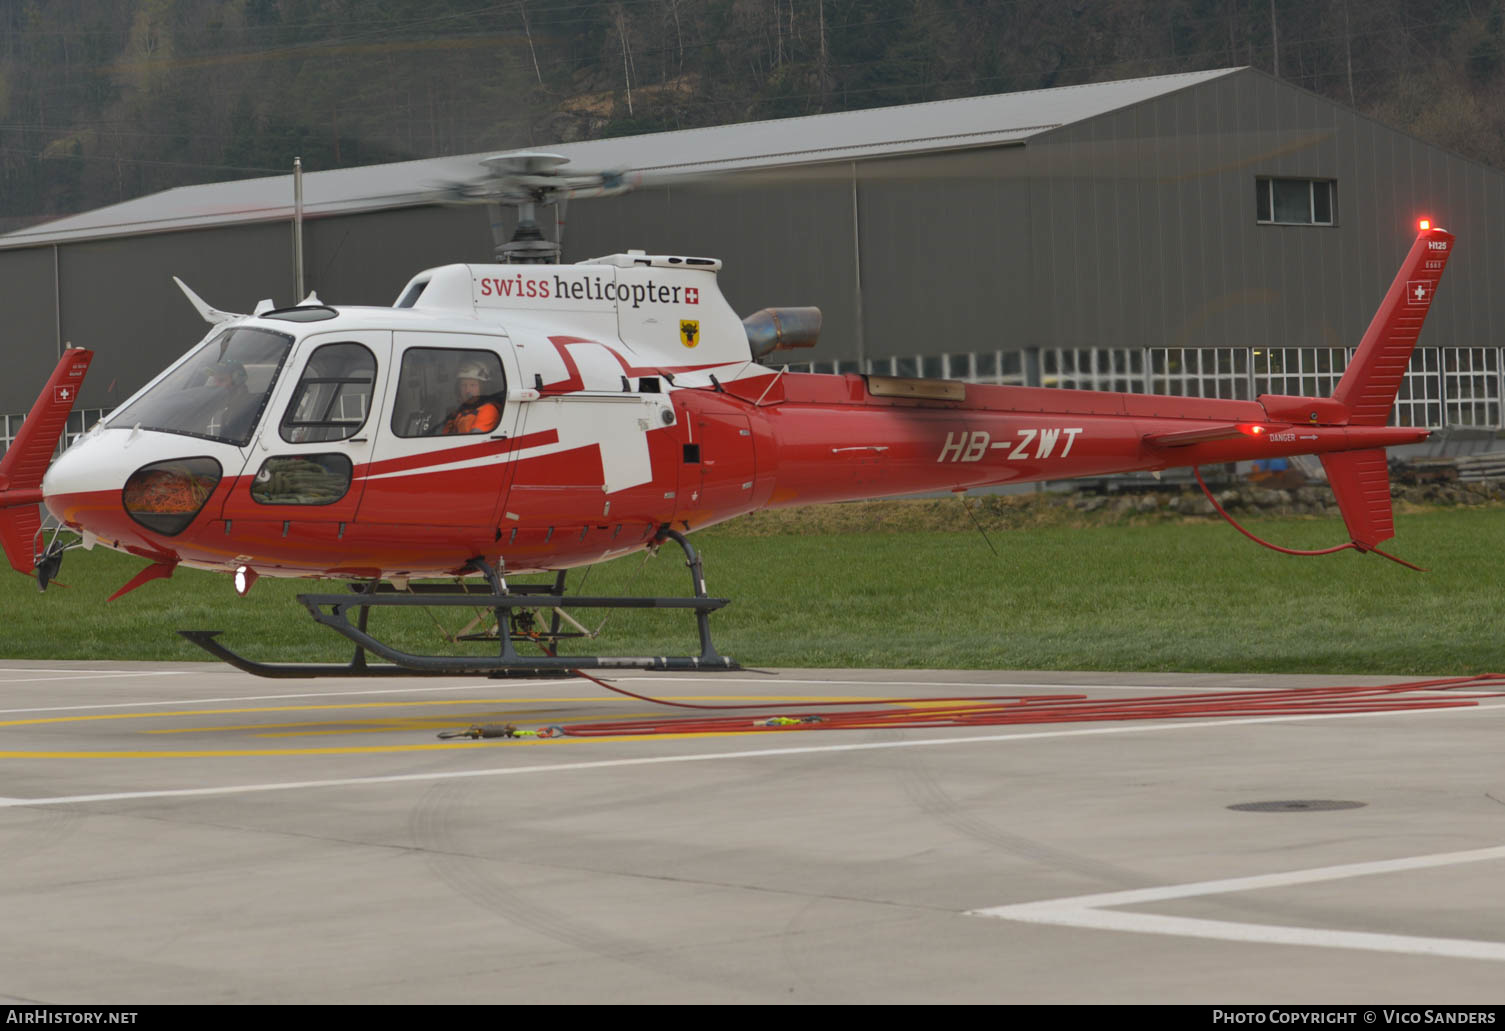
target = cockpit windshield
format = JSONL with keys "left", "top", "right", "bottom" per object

{"left": 110, "top": 327, "right": 292, "bottom": 447}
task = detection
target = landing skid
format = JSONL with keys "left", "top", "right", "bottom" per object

{"left": 180, "top": 528, "right": 740, "bottom": 678}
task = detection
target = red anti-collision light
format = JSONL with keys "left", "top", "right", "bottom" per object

{"left": 1419, "top": 218, "right": 1432, "bottom": 231}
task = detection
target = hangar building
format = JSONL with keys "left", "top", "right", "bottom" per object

{"left": 2, "top": 65, "right": 1501, "bottom": 454}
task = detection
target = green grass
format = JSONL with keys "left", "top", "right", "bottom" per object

{"left": 2, "top": 506, "right": 1501, "bottom": 673}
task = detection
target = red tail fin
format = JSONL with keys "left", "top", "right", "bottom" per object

{"left": 1333, "top": 225, "right": 1455, "bottom": 425}
{"left": 1320, "top": 448, "right": 1394, "bottom": 549}
{"left": 0, "top": 505, "right": 41, "bottom": 576}
{"left": 0, "top": 348, "right": 93, "bottom": 574}
{"left": 1318, "top": 225, "right": 1455, "bottom": 553}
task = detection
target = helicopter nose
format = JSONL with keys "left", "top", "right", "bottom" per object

{"left": 46, "top": 438, "right": 224, "bottom": 539}
{"left": 40, "top": 434, "right": 113, "bottom": 526}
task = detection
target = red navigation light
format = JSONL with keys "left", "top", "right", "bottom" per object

{"left": 1419, "top": 218, "right": 1431, "bottom": 231}
{"left": 1238, "top": 423, "right": 1267, "bottom": 436}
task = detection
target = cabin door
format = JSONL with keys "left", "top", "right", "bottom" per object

{"left": 221, "top": 330, "right": 390, "bottom": 525}
{"left": 355, "top": 332, "right": 521, "bottom": 528}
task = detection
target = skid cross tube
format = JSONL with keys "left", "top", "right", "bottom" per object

{"left": 179, "top": 526, "right": 738, "bottom": 677}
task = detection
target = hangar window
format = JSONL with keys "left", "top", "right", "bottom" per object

{"left": 1394, "top": 348, "right": 1442, "bottom": 429}
{"left": 1042, "top": 348, "right": 1144, "bottom": 393}
{"left": 1256, "top": 178, "right": 1335, "bottom": 226}
{"left": 1252, "top": 347, "right": 1350, "bottom": 399}
{"left": 1149, "top": 348, "right": 1251, "bottom": 399}
{"left": 1442, "top": 347, "right": 1501, "bottom": 427}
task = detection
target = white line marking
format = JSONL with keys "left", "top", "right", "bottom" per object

{"left": 4, "top": 701, "right": 1502, "bottom": 809}
{"left": 971, "top": 845, "right": 1505, "bottom": 962}
{"left": 0, "top": 681, "right": 578, "bottom": 715}
{"left": 0, "top": 668, "right": 199, "bottom": 674}
{"left": 0, "top": 671, "right": 195, "bottom": 685}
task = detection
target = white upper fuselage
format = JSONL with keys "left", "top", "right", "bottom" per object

{"left": 394, "top": 251, "right": 757, "bottom": 386}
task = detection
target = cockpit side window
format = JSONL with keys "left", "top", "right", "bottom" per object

{"left": 109, "top": 327, "right": 292, "bottom": 447}
{"left": 279, "top": 342, "right": 376, "bottom": 444}
{"left": 391, "top": 348, "right": 506, "bottom": 438}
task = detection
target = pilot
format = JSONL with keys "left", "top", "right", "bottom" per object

{"left": 205, "top": 359, "right": 247, "bottom": 396}
{"left": 442, "top": 360, "right": 502, "bottom": 434}
{"left": 202, "top": 359, "right": 256, "bottom": 439}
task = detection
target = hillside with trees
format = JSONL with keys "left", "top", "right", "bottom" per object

{"left": 2, "top": 0, "right": 1502, "bottom": 228}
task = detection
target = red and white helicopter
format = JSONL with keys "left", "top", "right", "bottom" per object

{"left": 0, "top": 154, "right": 1454, "bottom": 676}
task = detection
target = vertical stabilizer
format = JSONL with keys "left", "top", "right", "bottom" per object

{"left": 0, "top": 348, "right": 93, "bottom": 574}
{"left": 1320, "top": 448, "right": 1395, "bottom": 549}
{"left": 1333, "top": 225, "right": 1454, "bottom": 425}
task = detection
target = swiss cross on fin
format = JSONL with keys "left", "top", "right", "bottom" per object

{"left": 53, "top": 386, "right": 74, "bottom": 404}
{"left": 1407, "top": 280, "right": 1432, "bottom": 305}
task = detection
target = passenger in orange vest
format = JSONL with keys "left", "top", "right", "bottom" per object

{"left": 442, "top": 360, "right": 502, "bottom": 434}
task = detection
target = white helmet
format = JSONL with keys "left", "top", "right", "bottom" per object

{"left": 456, "top": 359, "right": 493, "bottom": 382}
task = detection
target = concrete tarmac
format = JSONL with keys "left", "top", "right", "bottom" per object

{"left": 0, "top": 660, "right": 1502, "bottom": 1005}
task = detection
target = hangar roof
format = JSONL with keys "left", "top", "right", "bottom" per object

{"left": 0, "top": 67, "right": 1239, "bottom": 250}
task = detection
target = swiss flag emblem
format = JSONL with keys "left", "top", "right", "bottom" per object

{"left": 53, "top": 385, "right": 75, "bottom": 404}
{"left": 1406, "top": 280, "right": 1432, "bottom": 305}
{"left": 685, "top": 288, "right": 699, "bottom": 305}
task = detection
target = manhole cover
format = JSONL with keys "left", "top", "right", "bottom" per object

{"left": 1228, "top": 800, "right": 1366, "bottom": 812}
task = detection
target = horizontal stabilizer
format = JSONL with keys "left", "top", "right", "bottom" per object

{"left": 1144, "top": 423, "right": 1258, "bottom": 448}
{"left": 1321, "top": 448, "right": 1395, "bottom": 549}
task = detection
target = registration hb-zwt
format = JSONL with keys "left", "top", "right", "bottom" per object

{"left": 937, "top": 428, "right": 1085, "bottom": 463}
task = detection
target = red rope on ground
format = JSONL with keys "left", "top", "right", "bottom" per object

{"left": 544, "top": 674, "right": 1505, "bottom": 739}
{"left": 567, "top": 666, "right": 1077, "bottom": 711}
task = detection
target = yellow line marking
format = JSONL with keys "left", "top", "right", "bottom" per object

{"left": 0, "top": 693, "right": 887, "bottom": 756}
{"left": 142, "top": 707, "right": 703, "bottom": 737}
{"left": 146, "top": 717, "right": 543, "bottom": 735}
{"left": 0, "top": 695, "right": 861, "bottom": 730}
{"left": 0, "top": 729, "right": 775, "bottom": 758}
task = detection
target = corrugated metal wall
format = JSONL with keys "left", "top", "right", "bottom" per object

{"left": 0, "top": 246, "right": 61, "bottom": 396}
{"left": 55, "top": 224, "right": 289, "bottom": 411}
{"left": 1025, "top": 70, "right": 1501, "bottom": 355}
{"left": 563, "top": 170, "right": 861, "bottom": 365}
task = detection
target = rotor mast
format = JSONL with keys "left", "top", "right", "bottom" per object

{"left": 446, "top": 152, "right": 639, "bottom": 264}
